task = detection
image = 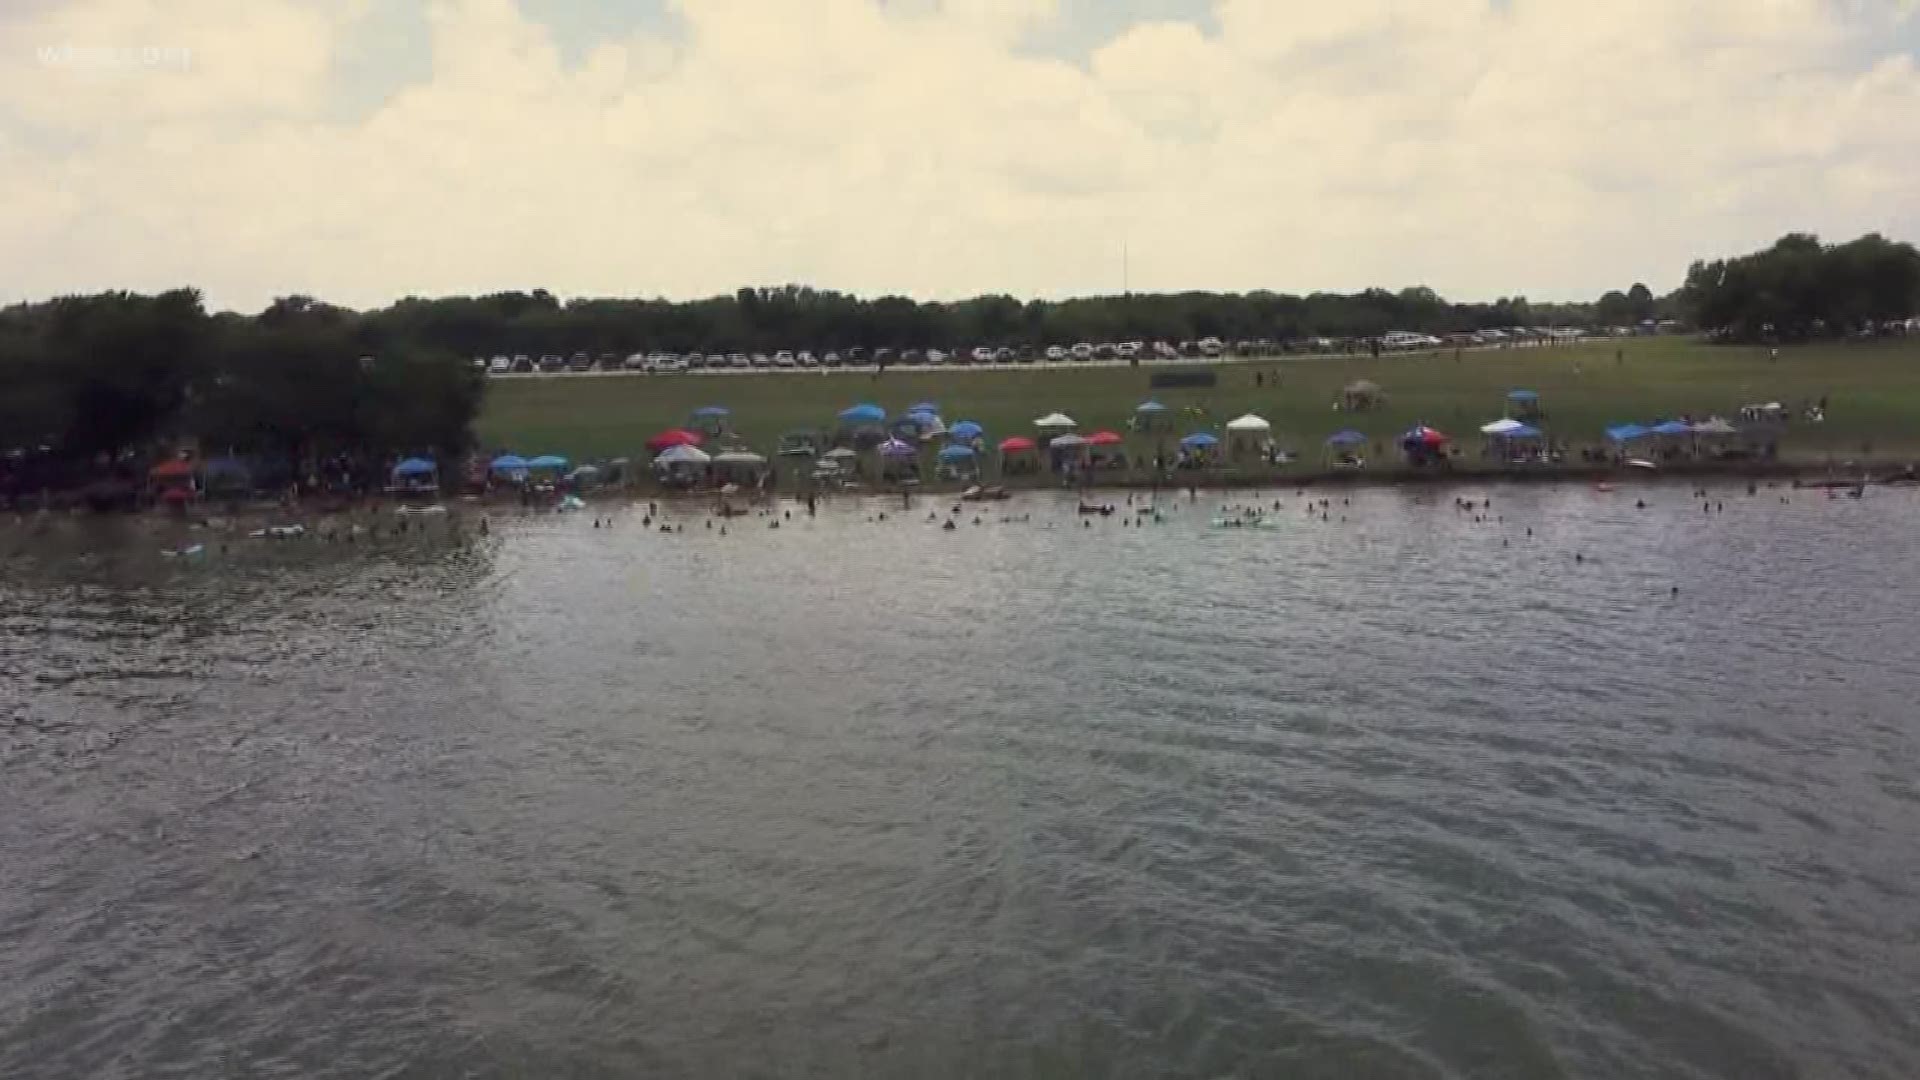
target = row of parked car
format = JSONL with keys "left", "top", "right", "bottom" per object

{"left": 477, "top": 328, "right": 1590, "bottom": 374}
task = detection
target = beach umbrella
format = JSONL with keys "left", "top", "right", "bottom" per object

{"left": 839, "top": 403, "right": 886, "bottom": 424}
{"left": 1135, "top": 401, "right": 1168, "bottom": 413}
{"left": 527, "top": 454, "right": 570, "bottom": 470}
{"left": 878, "top": 438, "right": 918, "bottom": 458}
{"left": 1480, "top": 418, "right": 1526, "bottom": 436}
{"left": 1325, "top": 430, "right": 1367, "bottom": 446}
{"left": 654, "top": 444, "right": 711, "bottom": 465}
{"left": 1086, "top": 431, "right": 1124, "bottom": 446}
{"left": 490, "top": 454, "right": 529, "bottom": 472}
{"left": 1225, "top": 414, "right": 1271, "bottom": 432}
{"left": 1399, "top": 426, "right": 1448, "bottom": 447}
{"left": 692, "top": 406, "right": 730, "bottom": 419}
{"left": 646, "top": 428, "right": 704, "bottom": 451}
{"left": 392, "top": 457, "right": 437, "bottom": 477}
{"left": 998, "top": 436, "right": 1038, "bottom": 453}
{"left": 1180, "top": 432, "right": 1220, "bottom": 449}
{"left": 949, "top": 420, "right": 985, "bottom": 440}
{"left": 1034, "top": 412, "right": 1077, "bottom": 429}
{"left": 937, "top": 444, "right": 977, "bottom": 462}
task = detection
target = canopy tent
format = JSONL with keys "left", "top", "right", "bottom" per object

{"left": 646, "top": 428, "right": 704, "bottom": 451}
{"left": 909, "top": 402, "right": 940, "bottom": 415}
{"left": 877, "top": 438, "right": 918, "bottom": 458}
{"left": 1691, "top": 417, "right": 1739, "bottom": 436}
{"left": 1507, "top": 389, "right": 1539, "bottom": 402}
{"left": 150, "top": 458, "right": 195, "bottom": 481}
{"left": 822, "top": 447, "right": 859, "bottom": 461}
{"left": 1326, "top": 430, "right": 1367, "bottom": 446}
{"left": 392, "top": 457, "right": 437, "bottom": 478}
{"left": 1086, "top": 431, "right": 1124, "bottom": 446}
{"left": 948, "top": 420, "right": 985, "bottom": 441}
{"left": 1480, "top": 418, "right": 1527, "bottom": 436}
{"left": 712, "top": 451, "right": 767, "bottom": 465}
{"left": 1650, "top": 420, "right": 1694, "bottom": 437}
{"left": 1492, "top": 423, "right": 1543, "bottom": 440}
{"left": 1135, "top": 400, "right": 1168, "bottom": 413}
{"left": 654, "top": 444, "right": 711, "bottom": 465}
{"left": 1048, "top": 433, "right": 1089, "bottom": 448}
{"left": 489, "top": 454, "right": 529, "bottom": 472}
{"left": 1034, "top": 412, "right": 1077, "bottom": 429}
{"left": 1605, "top": 424, "right": 1651, "bottom": 443}
{"left": 1225, "top": 414, "right": 1271, "bottom": 433}
{"left": 936, "top": 444, "right": 977, "bottom": 463}
{"left": 838, "top": 403, "right": 886, "bottom": 424}
{"left": 526, "top": 455, "right": 570, "bottom": 471}
{"left": 777, "top": 429, "right": 823, "bottom": 457}
{"left": 998, "top": 436, "right": 1038, "bottom": 453}
{"left": 1180, "top": 432, "right": 1220, "bottom": 449}
{"left": 691, "top": 406, "right": 731, "bottom": 419}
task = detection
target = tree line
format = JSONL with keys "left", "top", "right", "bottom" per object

{"left": 0, "top": 292, "right": 482, "bottom": 498}
{"left": 1679, "top": 233, "right": 1920, "bottom": 342}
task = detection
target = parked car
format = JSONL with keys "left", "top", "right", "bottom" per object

{"left": 822, "top": 351, "right": 842, "bottom": 367}
{"left": 846, "top": 347, "right": 869, "bottom": 365}
{"left": 729, "top": 353, "right": 750, "bottom": 369}
{"left": 489, "top": 355, "right": 513, "bottom": 373}
{"left": 1070, "top": 342, "right": 1094, "bottom": 361}
{"left": 774, "top": 350, "right": 796, "bottom": 368}
{"left": 1152, "top": 341, "right": 1177, "bottom": 359}
{"left": 1045, "top": 345, "right": 1067, "bottom": 362}
{"left": 926, "top": 348, "right": 947, "bottom": 365}
{"left": 799, "top": 350, "right": 818, "bottom": 367}
{"left": 1197, "top": 337, "right": 1225, "bottom": 357}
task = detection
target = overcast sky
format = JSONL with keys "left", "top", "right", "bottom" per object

{"left": 4, "top": 0, "right": 1918, "bottom": 313}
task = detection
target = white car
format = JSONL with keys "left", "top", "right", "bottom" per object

{"left": 1116, "top": 342, "right": 1140, "bottom": 359}
{"left": 971, "top": 346, "right": 995, "bottom": 364}
{"left": 489, "top": 355, "right": 512, "bottom": 373}
{"left": 926, "top": 349, "right": 947, "bottom": 365}
{"left": 729, "top": 353, "right": 750, "bottom": 368}
{"left": 799, "top": 350, "right": 818, "bottom": 367}
{"left": 1070, "top": 342, "right": 1094, "bottom": 361}
{"left": 1197, "top": 337, "right": 1224, "bottom": 357}
{"left": 774, "top": 350, "right": 796, "bottom": 367}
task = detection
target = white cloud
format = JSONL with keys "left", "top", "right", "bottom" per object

{"left": 1, "top": 0, "right": 1917, "bottom": 311}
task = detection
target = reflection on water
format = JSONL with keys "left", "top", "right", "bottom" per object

{"left": 4, "top": 483, "right": 1919, "bottom": 1079}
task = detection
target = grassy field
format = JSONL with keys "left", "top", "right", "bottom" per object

{"left": 477, "top": 338, "right": 1920, "bottom": 470}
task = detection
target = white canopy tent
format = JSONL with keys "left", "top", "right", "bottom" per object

{"left": 1034, "top": 412, "right": 1077, "bottom": 430}
{"left": 1225, "top": 414, "right": 1272, "bottom": 433}
{"left": 1479, "top": 418, "right": 1527, "bottom": 436}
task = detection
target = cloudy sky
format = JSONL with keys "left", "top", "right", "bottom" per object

{"left": 4, "top": 0, "right": 1918, "bottom": 313}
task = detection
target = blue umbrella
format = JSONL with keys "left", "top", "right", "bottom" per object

{"left": 392, "top": 457, "right": 436, "bottom": 477}
{"left": 490, "top": 454, "right": 528, "bottom": 472}
{"left": 937, "top": 444, "right": 977, "bottom": 462}
{"left": 526, "top": 454, "right": 570, "bottom": 470}
{"left": 839, "top": 404, "right": 886, "bottom": 424}
{"left": 949, "top": 420, "right": 984, "bottom": 440}
{"left": 1326, "top": 430, "right": 1367, "bottom": 446}
{"left": 692, "top": 406, "right": 730, "bottom": 419}
{"left": 1180, "top": 432, "right": 1219, "bottom": 449}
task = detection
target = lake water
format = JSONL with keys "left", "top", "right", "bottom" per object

{"left": 4, "top": 483, "right": 1919, "bottom": 1079}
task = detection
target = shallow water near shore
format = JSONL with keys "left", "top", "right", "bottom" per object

{"left": 4, "top": 482, "right": 1919, "bottom": 1079}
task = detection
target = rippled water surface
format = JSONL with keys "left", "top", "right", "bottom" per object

{"left": 4, "top": 483, "right": 1919, "bottom": 1079}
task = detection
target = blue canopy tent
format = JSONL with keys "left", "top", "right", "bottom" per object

{"left": 1650, "top": 420, "right": 1694, "bottom": 437}
{"left": 526, "top": 454, "right": 570, "bottom": 471}
{"left": 392, "top": 457, "right": 437, "bottom": 478}
{"left": 1180, "top": 432, "right": 1219, "bottom": 449}
{"left": 690, "top": 405, "right": 731, "bottom": 436}
{"left": 909, "top": 402, "right": 940, "bottom": 416}
{"left": 692, "top": 406, "right": 730, "bottom": 419}
{"left": 1136, "top": 401, "right": 1168, "bottom": 413}
{"left": 1507, "top": 390, "right": 1539, "bottom": 402}
{"left": 838, "top": 403, "right": 886, "bottom": 425}
{"left": 1605, "top": 424, "right": 1651, "bottom": 443}
{"left": 948, "top": 420, "right": 984, "bottom": 441}
{"left": 490, "top": 454, "right": 529, "bottom": 472}
{"left": 1506, "top": 388, "right": 1542, "bottom": 419}
{"left": 1326, "top": 430, "right": 1367, "bottom": 446}
{"left": 936, "top": 444, "right": 976, "bottom": 463}
{"left": 1325, "top": 429, "right": 1368, "bottom": 465}
{"left": 1133, "top": 400, "right": 1171, "bottom": 431}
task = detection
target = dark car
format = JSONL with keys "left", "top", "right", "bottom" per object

{"left": 847, "top": 346, "right": 869, "bottom": 365}
{"left": 568, "top": 351, "right": 593, "bottom": 371}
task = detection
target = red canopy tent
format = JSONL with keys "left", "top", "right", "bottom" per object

{"left": 149, "top": 459, "right": 195, "bottom": 480}
{"left": 1086, "top": 431, "right": 1124, "bottom": 446}
{"left": 998, "top": 436, "right": 1037, "bottom": 453}
{"left": 646, "top": 429, "right": 705, "bottom": 452}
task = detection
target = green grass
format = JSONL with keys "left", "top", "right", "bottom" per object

{"left": 476, "top": 338, "right": 1920, "bottom": 469}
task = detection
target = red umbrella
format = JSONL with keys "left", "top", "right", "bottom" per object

{"left": 1403, "top": 426, "right": 1449, "bottom": 447}
{"left": 1086, "top": 431, "right": 1124, "bottom": 446}
{"left": 646, "top": 428, "right": 704, "bottom": 452}
{"left": 998, "top": 436, "right": 1037, "bottom": 453}
{"left": 149, "top": 458, "right": 194, "bottom": 480}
